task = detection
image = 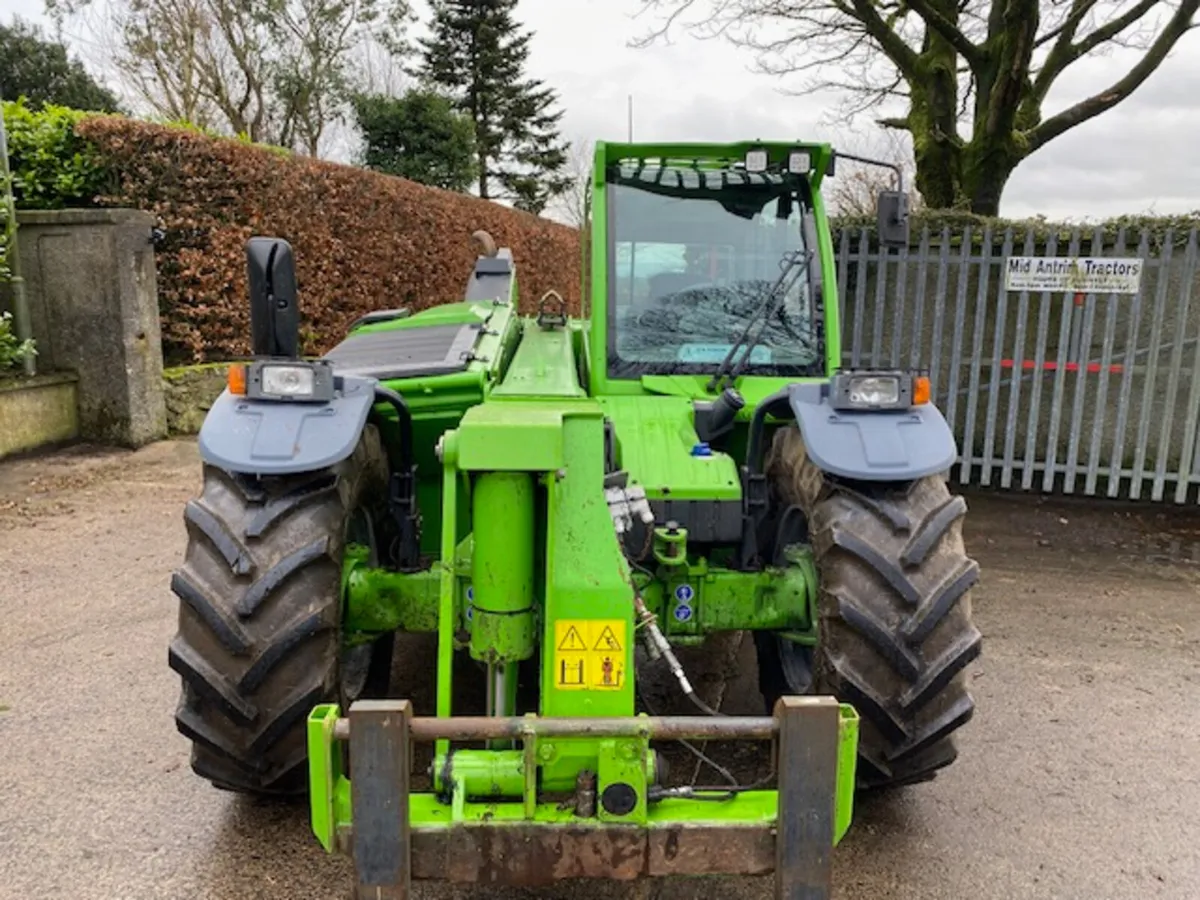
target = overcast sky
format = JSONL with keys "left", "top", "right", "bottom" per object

{"left": 4, "top": 0, "right": 1199, "bottom": 221}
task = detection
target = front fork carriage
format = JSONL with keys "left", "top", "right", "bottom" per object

{"left": 308, "top": 696, "right": 859, "bottom": 899}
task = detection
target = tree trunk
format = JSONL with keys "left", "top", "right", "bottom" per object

{"left": 911, "top": 140, "right": 1018, "bottom": 217}
{"left": 900, "top": 0, "right": 1037, "bottom": 218}
{"left": 911, "top": 126, "right": 961, "bottom": 211}
{"left": 960, "top": 145, "right": 1019, "bottom": 216}
{"left": 906, "top": 49, "right": 1026, "bottom": 214}
{"left": 957, "top": 1, "right": 1037, "bottom": 217}
{"left": 477, "top": 149, "right": 490, "bottom": 200}
{"left": 907, "top": 33, "right": 964, "bottom": 210}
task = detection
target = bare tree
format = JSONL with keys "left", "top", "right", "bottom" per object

{"left": 119, "top": 0, "right": 217, "bottom": 128}
{"left": 273, "top": 0, "right": 414, "bottom": 156}
{"left": 42, "top": 0, "right": 217, "bottom": 126}
{"left": 632, "top": 0, "right": 1200, "bottom": 215}
{"left": 47, "top": 0, "right": 413, "bottom": 155}
{"left": 546, "top": 137, "right": 593, "bottom": 228}
{"left": 195, "top": 0, "right": 275, "bottom": 142}
{"left": 349, "top": 33, "right": 413, "bottom": 97}
{"left": 826, "top": 130, "right": 924, "bottom": 216}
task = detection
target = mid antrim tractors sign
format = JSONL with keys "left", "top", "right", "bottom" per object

{"left": 1004, "top": 256, "right": 1144, "bottom": 295}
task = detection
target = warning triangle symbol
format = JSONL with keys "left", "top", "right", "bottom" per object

{"left": 593, "top": 626, "right": 622, "bottom": 651}
{"left": 557, "top": 626, "right": 587, "bottom": 652}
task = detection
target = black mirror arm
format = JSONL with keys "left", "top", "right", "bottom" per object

{"left": 828, "top": 150, "right": 905, "bottom": 195}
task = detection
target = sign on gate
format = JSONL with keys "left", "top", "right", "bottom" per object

{"left": 836, "top": 223, "right": 1200, "bottom": 503}
{"left": 1004, "top": 256, "right": 1144, "bottom": 294}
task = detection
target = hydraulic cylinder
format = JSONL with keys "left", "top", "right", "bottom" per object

{"left": 469, "top": 471, "right": 536, "bottom": 664}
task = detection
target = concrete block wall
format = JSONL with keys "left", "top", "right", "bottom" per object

{"left": 1, "top": 209, "right": 167, "bottom": 449}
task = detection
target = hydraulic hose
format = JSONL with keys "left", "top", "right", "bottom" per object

{"left": 372, "top": 384, "right": 414, "bottom": 472}
{"left": 744, "top": 388, "right": 794, "bottom": 475}
{"left": 372, "top": 384, "right": 420, "bottom": 569}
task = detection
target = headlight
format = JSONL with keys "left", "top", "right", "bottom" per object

{"left": 829, "top": 369, "right": 930, "bottom": 411}
{"left": 262, "top": 364, "right": 316, "bottom": 397}
{"left": 787, "top": 149, "right": 811, "bottom": 174}
{"left": 745, "top": 147, "right": 769, "bottom": 173}
{"left": 848, "top": 375, "right": 899, "bottom": 406}
{"left": 234, "top": 359, "right": 336, "bottom": 402}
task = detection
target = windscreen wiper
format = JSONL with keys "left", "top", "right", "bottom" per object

{"left": 706, "top": 248, "right": 813, "bottom": 393}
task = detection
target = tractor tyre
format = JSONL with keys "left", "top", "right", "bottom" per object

{"left": 758, "top": 425, "right": 982, "bottom": 789}
{"left": 169, "top": 426, "right": 395, "bottom": 797}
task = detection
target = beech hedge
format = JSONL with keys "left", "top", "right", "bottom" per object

{"left": 72, "top": 116, "right": 583, "bottom": 364}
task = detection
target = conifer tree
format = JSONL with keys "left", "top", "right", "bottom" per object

{"left": 417, "top": 0, "right": 570, "bottom": 214}
{"left": 353, "top": 89, "right": 477, "bottom": 191}
{"left": 0, "top": 17, "right": 121, "bottom": 112}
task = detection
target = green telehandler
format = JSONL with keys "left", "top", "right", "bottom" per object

{"left": 170, "top": 140, "right": 981, "bottom": 897}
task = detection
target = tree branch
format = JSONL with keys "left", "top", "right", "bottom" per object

{"left": 1033, "top": 0, "right": 1164, "bottom": 103}
{"left": 1031, "top": 0, "right": 1168, "bottom": 116}
{"left": 1028, "top": 0, "right": 1200, "bottom": 152}
{"left": 847, "top": 0, "right": 921, "bottom": 78}
{"left": 628, "top": 0, "right": 730, "bottom": 49}
{"left": 905, "top": 0, "right": 983, "bottom": 66}
{"left": 1072, "top": 0, "right": 1162, "bottom": 58}
{"left": 1033, "top": 0, "right": 1099, "bottom": 49}
{"left": 813, "top": 68, "right": 910, "bottom": 117}
{"left": 982, "top": 6, "right": 1038, "bottom": 136}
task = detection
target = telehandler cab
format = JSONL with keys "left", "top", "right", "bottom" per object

{"left": 170, "top": 140, "right": 980, "bottom": 898}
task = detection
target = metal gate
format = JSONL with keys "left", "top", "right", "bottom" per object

{"left": 834, "top": 223, "right": 1200, "bottom": 503}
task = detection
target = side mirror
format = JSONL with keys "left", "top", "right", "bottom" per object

{"left": 246, "top": 237, "right": 300, "bottom": 359}
{"left": 876, "top": 191, "right": 910, "bottom": 250}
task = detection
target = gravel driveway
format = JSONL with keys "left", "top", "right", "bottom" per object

{"left": 1, "top": 438, "right": 1198, "bottom": 899}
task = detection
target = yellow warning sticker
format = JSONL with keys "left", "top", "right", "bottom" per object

{"left": 553, "top": 619, "right": 626, "bottom": 691}
{"left": 557, "top": 625, "right": 587, "bottom": 652}
{"left": 593, "top": 625, "right": 621, "bottom": 651}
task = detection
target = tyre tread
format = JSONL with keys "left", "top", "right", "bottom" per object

{"left": 168, "top": 637, "right": 257, "bottom": 724}
{"left": 246, "top": 474, "right": 339, "bottom": 538}
{"left": 832, "top": 591, "right": 921, "bottom": 681}
{"left": 169, "top": 429, "right": 389, "bottom": 796}
{"left": 184, "top": 500, "right": 254, "bottom": 575}
{"left": 170, "top": 571, "right": 251, "bottom": 656}
{"left": 901, "top": 495, "right": 967, "bottom": 567}
{"left": 235, "top": 537, "right": 330, "bottom": 617}
{"left": 763, "top": 426, "right": 981, "bottom": 789}
{"left": 239, "top": 610, "right": 329, "bottom": 693}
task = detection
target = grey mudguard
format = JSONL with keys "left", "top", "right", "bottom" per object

{"left": 197, "top": 374, "right": 378, "bottom": 475}
{"left": 787, "top": 382, "right": 958, "bottom": 481}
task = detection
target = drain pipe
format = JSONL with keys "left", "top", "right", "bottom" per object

{"left": 0, "top": 93, "right": 34, "bottom": 377}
